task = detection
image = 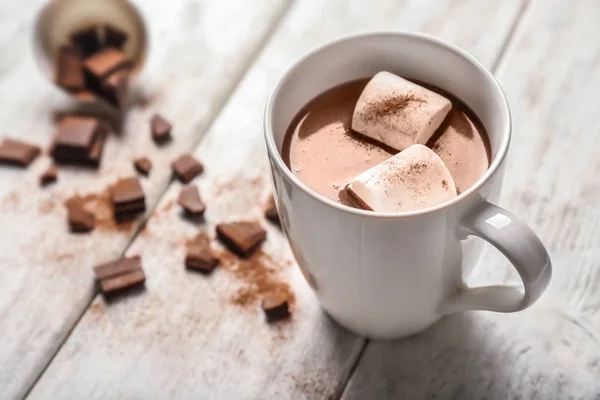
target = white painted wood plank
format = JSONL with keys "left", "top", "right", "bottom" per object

{"left": 0, "top": 1, "right": 289, "bottom": 399}
{"left": 28, "top": 1, "right": 524, "bottom": 398}
{"left": 343, "top": 0, "right": 600, "bottom": 399}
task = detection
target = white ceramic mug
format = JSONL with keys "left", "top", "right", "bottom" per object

{"left": 264, "top": 32, "right": 552, "bottom": 339}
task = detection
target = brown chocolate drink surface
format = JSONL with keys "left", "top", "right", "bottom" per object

{"left": 282, "top": 78, "right": 491, "bottom": 207}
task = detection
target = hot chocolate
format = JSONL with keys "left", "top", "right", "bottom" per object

{"left": 282, "top": 77, "right": 490, "bottom": 210}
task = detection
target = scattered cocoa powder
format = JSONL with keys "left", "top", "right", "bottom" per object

{"left": 66, "top": 190, "right": 134, "bottom": 232}
{"left": 219, "top": 249, "right": 295, "bottom": 312}
{"left": 442, "top": 179, "right": 449, "bottom": 190}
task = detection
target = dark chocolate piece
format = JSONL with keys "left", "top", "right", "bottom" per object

{"left": 86, "top": 132, "right": 107, "bottom": 167}
{"left": 40, "top": 165, "right": 58, "bottom": 186}
{"left": 66, "top": 197, "right": 95, "bottom": 233}
{"left": 178, "top": 185, "right": 205, "bottom": 216}
{"left": 94, "top": 255, "right": 142, "bottom": 279}
{"left": 70, "top": 26, "right": 101, "bottom": 57}
{"left": 83, "top": 48, "right": 130, "bottom": 80}
{"left": 0, "top": 138, "right": 40, "bottom": 167}
{"left": 51, "top": 116, "right": 107, "bottom": 167}
{"left": 264, "top": 195, "right": 279, "bottom": 223}
{"left": 150, "top": 114, "right": 172, "bottom": 144}
{"left": 102, "top": 68, "right": 130, "bottom": 107}
{"left": 185, "top": 234, "right": 219, "bottom": 273}
{"left": 104, "top": 24, "right": 128, "bottom": 49}
{"left": 133, "top": 157, "right": 152, "bottom": 175}
{"left": 172, "top": 154, "right": 203, "bottom": 183}
{"left": 111, "top": 177, "right": 146, "bottom": 215}
{"left": 100, "top": 270, "right": 145, "bottom": 293}
{"left": 53, "top": 116, "right": 98, "bottom": 155}
{"left": 55, "top": 46, "right": 84, "bottom": 92}
{"left": 261, "top": 292, "right": 291, "bottom": 322}
{"left": 94, "top": 255, "right": 145, "bottom": 294}
{"left": 216, "top": 221, "right": 266, "bottom": 258}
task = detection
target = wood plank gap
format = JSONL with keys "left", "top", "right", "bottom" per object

{"left": 491, "top": 0, "right": 535, "bottom": 72}
{"left": 335, "top": 340, "right": 369, "bottom": 400}
{"left": 18, "top": 3, "right": 295, "bottom": 399}
{"left": 337, "top": 2, "right": 533, "bottom": 398}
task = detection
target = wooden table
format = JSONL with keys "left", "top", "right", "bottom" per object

{"left": 1, "top": 0, "right": 598, "bottom": 398}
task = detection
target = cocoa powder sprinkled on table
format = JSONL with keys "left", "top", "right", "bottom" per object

{"left": 219, "top": 249, "right": 295, "bottom": 310}
{"left": 65, "top": 190, "right": 134, "bottom": 232}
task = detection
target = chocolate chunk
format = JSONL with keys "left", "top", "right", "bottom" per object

{"left": 40, "top": 165, "right": 58, "bottom": 186}
{"left": 100, "top": 269, "right": 145, "bottom": 293}
{"left": 55, "top": 46, "right": 84, "bottom": 92}
{"left": 86, "top": 132, "right": 107, "bottom": 167}
{"left": 216, "top": 221, "right": 266, "bottom": 258}
{"left": 94, "top": 255, "right": 145, "bottom": 294}
{"left": 261, "top": 292, "right": 290, "bottom": 322}
{"left": 178, "top": 185, "right": 205, "bottom": 216}
{"left": 94, "top": 255, "right": 142, "bottom": 279}
{"left": 133, "top": 157, "right": 152, "bottom": 175}
{"left": 102, "top": 68, "right": 130, "bottom": 107}
{"left": 150, "top": 114, "right": 172, "bottom": 144}
{"left": 172, "top": 154, "right": 203, "bottom": 183}
{"left": 104, "top": 24, "right": 128, "bottom": 49}
{"left": 0, "top": 138, "right": 40, "bottom": 167}
{"left": 113, "top": 200, "right": 146, "bottom": 214}
{"left": 83, "top": 48, "right": 130, "bottom": 81}
{"left": 264, "top": 195, "right": 279, "bottom": 223}
{"left": 53, "top": 116, "right": 98, "bottom": 155}
{"left": 66, "top": 197, "right": 95, "bottom": 233}
{"left": 51, "top": 116, "right": 107, "bottom": 167}
{"left": 70, "top": 26, "right": 101, "bottom": 57}
{"left": 185, "top": 234, "right": 219, "bottom": 273}
{"left": 111, "top": 177, "right": 146, "bottom": 215}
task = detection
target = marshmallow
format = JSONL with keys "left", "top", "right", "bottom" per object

{"left": 352, "top": 72, "right": 452, "bottom": 151}
{"left": 346, "top": 144, "right": 457, "bottom": 213}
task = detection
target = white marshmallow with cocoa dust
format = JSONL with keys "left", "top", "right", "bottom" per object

{"left": 346, "top": 144, "right": 457, "bottom": 213}
{"left": 352, "top": 72, "right": 452, "bottom": 150}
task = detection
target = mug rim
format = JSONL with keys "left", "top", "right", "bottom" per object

{"left": 264, "top": 31, "right": 511, "bottom": 219}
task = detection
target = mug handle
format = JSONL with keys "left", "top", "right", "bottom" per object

{"left": 440, "top": 201, "right": 552, "bottom": 314}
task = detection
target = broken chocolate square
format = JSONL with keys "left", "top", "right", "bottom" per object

{"left": 66, "top": 197, "right": 95, "bottom": 233}
{"left": 185, "top": 234, "right": 219, "bottom": 273}
{"left": 133, "top": 157, "right": 152, "bottom": 175}
{"left": 264, "top": 195, "right": 279, "bottom": 224}
{"left": 172, "top": 154, "right": 203, "bottom": 183}
{"left": 51, "top": 116, "right": 107, "bottom": 167}
{"left": 0, "top": 138, "right": 41, "bottom": 167}
{"left": 150, "top": 114, "right": 172, "bottom": 144}
{"left": 83, "top": 48, "right": 130, "bottom": 84}
{"left": 40, "top": 165, "right": 58, "bottom": 186}
{"left": 111, "top": 177, "right": 146, "bottom": 215}
{"left": 55, "top": 46, "right": 85, "bottom": 92}
{"left": 94, "top": 255, "right": 145, "bottom": 294}
{"left": 261, "top": 292, "right": 291, "bottom": 322}
{"left": 70, "top": 26, "right": 102, "bottom": 57}
{"left": 102, "top": 68, "right": 130, "bottom": 107}
{"left": 216, "top": 221, "right": 266, "bottom": 258}
{"left": 178, "top": 185, "right": 205, "bottom": 216}
{"left": 104, "top": 24, "right": 128, "bottom": 49}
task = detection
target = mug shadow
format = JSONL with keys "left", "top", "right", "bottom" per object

{"left": 343, "top": 310, "right": 600, "bottom": 400}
